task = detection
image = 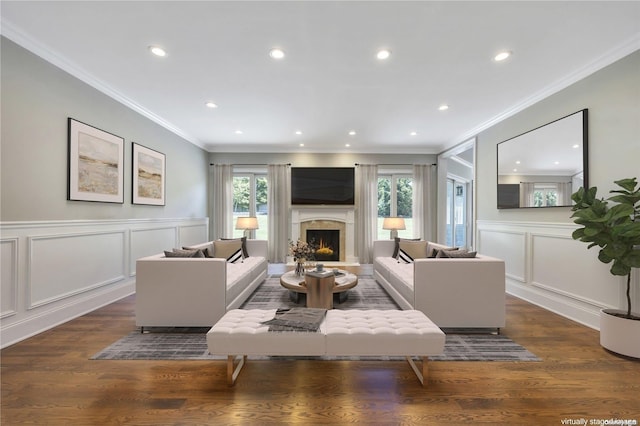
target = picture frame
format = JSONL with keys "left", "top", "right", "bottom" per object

{"left": 132, "top": 143, "right": 166, "bottom": 206}
{"left": 68, "top": 118, "right": 125, "bottom": 203}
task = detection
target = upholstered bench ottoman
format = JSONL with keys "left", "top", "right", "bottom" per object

{"left": 206, "top": 309, "right": 445, "bottom": 386}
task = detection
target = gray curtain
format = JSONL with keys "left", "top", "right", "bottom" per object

{"left": 355, "top": 164, "right": 378, "bottom": 263}
{"left": 558, "top": 182, "right": 573, "bottom": 205}
{"left": 520, "top": 182, "right": 535, "bottom": 207}
{"left": 211, "top": 164, "right": 233, "bottom": 239}
{"left": 412, "top": 164, "right": 435, "bottom": 241}
{"left": 268, "top": 164, "right": 291, "bottom": 262}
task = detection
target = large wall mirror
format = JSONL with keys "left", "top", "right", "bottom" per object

{"left": 497, "top": 109, "right": 588, "bottom": 209}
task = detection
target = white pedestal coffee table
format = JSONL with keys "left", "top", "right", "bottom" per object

{"left": 279, "top": 269, "right": 358, "bottom": 309}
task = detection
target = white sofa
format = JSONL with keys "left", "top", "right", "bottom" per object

{"left": 373, "top": 240, "right": 506, "bottom": 330}
{"left": 135, "top": 240, "right": 268, "bottom": 329}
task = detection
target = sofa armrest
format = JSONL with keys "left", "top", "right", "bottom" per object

{"left": 135, "top": 255, "right": 228, "bottom": 327}
{"left": 413, "top": 255, "right": 506, "bottom": 328}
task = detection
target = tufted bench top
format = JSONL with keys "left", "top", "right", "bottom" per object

{"left": 323, "top": 309, "right": 445, "bottom": 356}
{"left": 207, "top": 308, "right": 445, "bottom": 386}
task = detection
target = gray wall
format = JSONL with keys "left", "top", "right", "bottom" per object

{"left": 1, "top": 37, "right": 208, "bottom": 221}
{"left": 473, "top": 50, "right": 640, "bottom": 329}
{"left": 477, "top": 50, "right": 640, "bottom": 223}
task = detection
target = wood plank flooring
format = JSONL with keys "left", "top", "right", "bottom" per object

{"left": 2, "top": 275, "right": 639, "bottom": 425}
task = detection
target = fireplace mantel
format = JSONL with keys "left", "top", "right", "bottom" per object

{"left": 291, "top": 206, "right": 358, "bottom": 264}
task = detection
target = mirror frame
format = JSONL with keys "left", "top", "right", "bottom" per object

{"left": 497, "top": 109, "right": 588, "bottom": 209}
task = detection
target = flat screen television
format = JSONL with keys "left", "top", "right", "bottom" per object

{"left": 291, "top": 167, "right": 355, "bottom": 205}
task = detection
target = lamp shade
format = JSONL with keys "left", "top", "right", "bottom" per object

{"left": 382, "top": 217, "right": 406, "bottom": 230}
{"left": 235, "top": 216, "right": 259, "bottom": 230}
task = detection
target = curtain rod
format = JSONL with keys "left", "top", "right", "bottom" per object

{"left": 209, "top": 163, "right": 291, "bottom": 166}
{"left": 354, "top": 163, "right": 437, "bottom": 166}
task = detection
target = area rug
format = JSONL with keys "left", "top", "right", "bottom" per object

{"left": 92, "top": 276, "right": 539, "bottom": 362}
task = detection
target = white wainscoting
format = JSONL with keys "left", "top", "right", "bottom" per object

{"left": 477, "top": 220, "right": 640, "bottom": 330}
{"left": 0, "top": 217, "right": 208, "bottom": 348}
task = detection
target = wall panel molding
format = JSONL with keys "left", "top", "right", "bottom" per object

{"left": 27, "top": 230, "right": 127, "bottom": 309}
{"left": 1, "top": 238, "right": 19, "bottom": 318}
{"left": 0, "top": 217, "right": 208, "bottom": 348}
{"left": 476, "top": 220, "right": 634, "bottom": 330}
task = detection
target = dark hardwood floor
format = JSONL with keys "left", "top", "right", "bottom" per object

{"left": 2, "top": 274, "right": 639, "bottom": 425}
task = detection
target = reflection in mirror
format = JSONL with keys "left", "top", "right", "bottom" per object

{"left": 497, "top": 109, "right": 588, "bottom": 209}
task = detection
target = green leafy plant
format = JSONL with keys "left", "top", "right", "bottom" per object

{"left": 571, "top": 178, "right": 640, "bottom": 320}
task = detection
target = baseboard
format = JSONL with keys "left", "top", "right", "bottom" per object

{"left": 1, "top": 281, "right": 135, "bottom": 349}
{"left": 506, "top": 280, "right": 600, "bottom": 331}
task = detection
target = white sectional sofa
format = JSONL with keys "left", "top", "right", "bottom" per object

{"left": 135, "top": 239, "right": 268, "bottom": 329}
{"left": 373, "top": 240, "right": 506, "bottom": 331}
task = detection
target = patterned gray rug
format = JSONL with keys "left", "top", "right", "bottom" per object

{"left": 92, "top": 276, "right": 539, "bottom": 361}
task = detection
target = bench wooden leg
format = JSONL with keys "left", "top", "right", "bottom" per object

{"left": 227, "top": 355, "right": 247, "bottom": 386}
{"left": 406, "top": 356, "right": 428, "bottom": 386}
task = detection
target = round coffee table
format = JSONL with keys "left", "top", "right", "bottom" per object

{"left": 280, "top": 269, "right": 358, "bottom": 308}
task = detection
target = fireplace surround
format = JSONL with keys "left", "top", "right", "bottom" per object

{"left": 291, "top": 206, "right": 358, "bottom": 264}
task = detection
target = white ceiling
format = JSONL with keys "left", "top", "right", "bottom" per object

{"left": 2, "top": 1, "right": 639, "bottom": 154}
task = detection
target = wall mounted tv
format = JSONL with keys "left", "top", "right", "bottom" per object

{"left": 291, "top": 167, "right": 355, "bottom": 205}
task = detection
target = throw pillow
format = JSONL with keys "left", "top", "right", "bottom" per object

{"left": 214, "top": 239, "right": 244, "bottom": 263}
{"left": 436, "top": 249, "right": 477, "bottom": 258}
{"left": 396, "top": 240, "right": 428, "bottom": 263}
{"left": 183, "top": 243, "right": 214, "bottom": 258}
{"left": 221, "top": 236, "right": 249, "bottom": 258}
{"left": 429, "top": 247, "right": 459, "bottom": 258}
{"left": 164, "top": 248, "right": 205, "bottom": 258}
{"left": 392, "top": 237, "right": 421, "bottom": 258}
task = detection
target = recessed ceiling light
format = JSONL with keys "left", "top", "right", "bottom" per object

{"left": 494, "top": 51, "right": 512, "bottom": 62}
{"left": 295, "top": 130, "right": 302, "bottom": 135}
{"left": 149, "top": 46, "right": 167, "bottom": 57}
{"left": 410, "top": 131, "right": 418, "bottom": 136}
{"left": 235, "top": 130, "right": 243, "bottom": 135}
{"left": 572, "top": 144, "right": 580, "bottom": 149}
{"left": 205, "top": 101, "right": 218, "bottom": 109}
{"left": 516, "top": 160, "right": 521, "bottom": 164}
{"left": 269, "top": 48, "right": 285, "bottom": 59}
{"left": 348, "top": 130, "right": 356, "bottom": 136}
{"left": 554, "top": 161, "right": 560, "bottom": 165}
{"left": 345, "top": 144, "right": 351, "bottom": 148}
{"left": 299, "top": 143, "right": 304, "bottom": 147}
{"left": 376, "top": 49, "right": 391, "bottom": 60}
{"left": 513, "top": 168, "right": 518, "bottom": 172}
{"left": 438, "top": 104, "right": 449, "bottom": 111}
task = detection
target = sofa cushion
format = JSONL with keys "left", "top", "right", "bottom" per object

{"left": 436, "top": 249, "right": 478, "bottom": 258}
{"left": 397, "top": 240, "right": 428, "bottom": 263}
{"left": 429, "top": 247, "right": 458, "bottom": 258}
{"left": 221, "top": 236, "right": 249, "bottom": 258}
{"left": 164, "top": 248, "right": 205, "bottom": 258}
{"left": 214, "top": 240, "right": 244, "bottom": 263}
{"left": 183, "top": 243, "right": 214, "bottom": 258}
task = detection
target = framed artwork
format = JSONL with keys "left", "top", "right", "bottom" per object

{"left": 68, "top": 118, "right": 125, "bottom": 203}
{"left": 132, "top": 143, "right": 166, "bottom": 206}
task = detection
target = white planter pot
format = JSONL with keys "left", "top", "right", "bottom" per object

{"left": 600, "top": 309, "right": 640, "bottom": 359}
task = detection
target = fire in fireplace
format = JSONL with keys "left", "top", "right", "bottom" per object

{"left": 306, "top": 229, "right": 340, "bottom": 261}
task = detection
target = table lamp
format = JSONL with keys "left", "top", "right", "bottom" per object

{"left": 382, "top": 217, "right": 406, "bottom": 239}
{"left": 235, "top": 216, "right": 259, "bottom": 238}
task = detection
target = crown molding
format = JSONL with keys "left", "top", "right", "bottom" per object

{"left": 446, "top": 33, "right": 640, "bottom": 151}
{"left": 0, "top": 19, "right": 206, "bottom": 151}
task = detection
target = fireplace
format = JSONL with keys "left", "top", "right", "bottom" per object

{"left": 307, "top": 229, "right": 340, "bottom": 261}
{"left": 291, "top": 207, "right": 358, "bottom": 264}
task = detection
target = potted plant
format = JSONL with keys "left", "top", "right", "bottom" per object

{"left": 571, "top": 177, "right": 640, "bottom": 358}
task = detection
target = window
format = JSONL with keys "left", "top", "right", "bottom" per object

{"left": 533, "top": 184, "right": 558, "bottom": 207}
{"left": 377, "top": 174, "right": 413, "bottom": 239}
{"left": 232, "top": 174, "right": 268, "bottom": 239}
{"left": 445, "top": 178, "right": 468, "bottom": 247}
